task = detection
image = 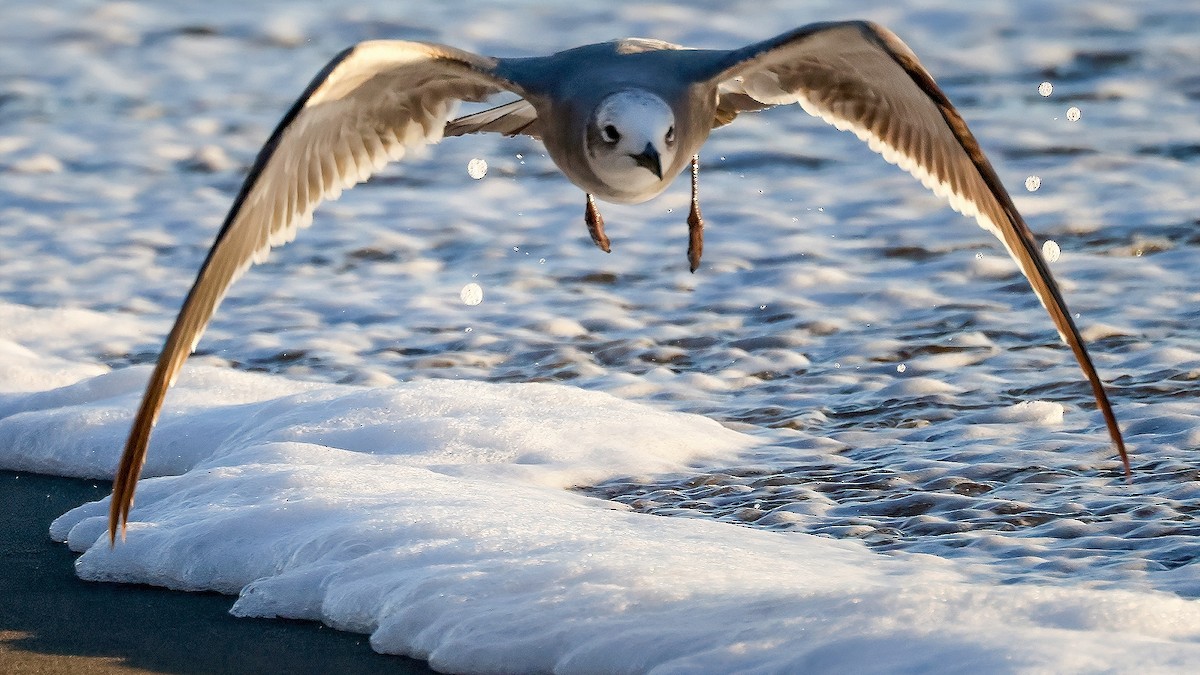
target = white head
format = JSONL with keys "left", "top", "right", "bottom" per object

{"left": 584, "top": 90, "right": 677, "bottom": 198}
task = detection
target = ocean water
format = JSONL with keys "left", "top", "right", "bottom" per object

{"left": 2, "top": 0, "right": 1199, "bottom": 671}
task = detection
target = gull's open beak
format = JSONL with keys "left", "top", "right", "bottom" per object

{"left": 631, "top": 143, "right": 663, "bottom": 179}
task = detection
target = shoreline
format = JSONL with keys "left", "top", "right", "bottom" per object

{"left": 0, "top": 471, "right": 435, "bottom": 674}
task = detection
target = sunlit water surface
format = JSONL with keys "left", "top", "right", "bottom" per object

{"left": 2, "top": 0, "right": 1198, "bottom": 597}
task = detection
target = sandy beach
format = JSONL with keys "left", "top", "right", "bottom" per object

{"left": 0, "top": 471, "right": 434, "bottom": 674}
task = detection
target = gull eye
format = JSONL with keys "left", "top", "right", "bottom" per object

{"left": 602, "top": 124, "right": 621, "bottom": 144}
{"left": 665, "top": 126, "right": 675, "bottom": 144}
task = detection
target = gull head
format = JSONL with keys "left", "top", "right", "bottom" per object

{"left": 584, "top": 90, "right": 677, "bottom": 201}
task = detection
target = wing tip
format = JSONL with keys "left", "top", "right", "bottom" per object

{"left": 1108, "top": 414, "right": 1132, "bottom": 480}
{"left": 106, "top": 489, "right": 128, "bottom": 547}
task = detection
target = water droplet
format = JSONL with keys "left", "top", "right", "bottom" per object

{"left": 1042, "top": 239, "right": 1061, "bottom": 263}
{"left": 515, "top": 153, "right": 523, "bottom": 159}
{"left": 1025, "top": 175, "right": 1042, "bottom": 192}
{"left": 1038, "top": 81, "right": 1053, "bottom": 97}
{"left": 464, "top": 327, "right": 473, "bottom": 333}
{"left": 1066, "top": 106, "right": 1081, "bottom": 122}
{"left": 513, "top": 246, "right": 519, "bottom": 252}
{"left": 975, "top": 252, "right": 984, "bottom": 260}
{"left": 539, "top": 258, "right": 546, "bottom": 264}
{"left": 759, "top": 304, "right": 766, "bottom": 310}
{"left": 834, "top": 362, "right": 841, "bottom": 369}
{"left": 459, "top": 282, "right": 483, "bottom": 306}
{"left": 896, "top": 364, "right": 907, "bottom": 373}
{"left": 467, "top": 158, "right": 487, "bottom": 179}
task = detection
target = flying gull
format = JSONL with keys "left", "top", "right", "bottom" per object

{"left": 108, "top": 21, "right": 1130, "bottom": 543}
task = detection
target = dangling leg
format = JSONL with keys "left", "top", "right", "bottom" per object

{"left": 585, "top": 193, "right": 611, "bottom": 253}
{"left": 686, "top": 154, "right": 704, "bottom": 273}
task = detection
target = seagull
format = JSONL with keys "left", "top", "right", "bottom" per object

{"left": 108, "top": 21, "right": 1130, "bottom": 544}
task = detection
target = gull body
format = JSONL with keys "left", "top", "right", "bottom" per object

{"left": 494, "top": 40, "right": 717, "bottom": 202}
{"left": 108, "top": 22, "right": 1130, "bottom": 543}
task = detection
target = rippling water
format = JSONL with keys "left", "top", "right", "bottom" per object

{"left": 2, "top": 0, "right": 1198, "bottom": 597}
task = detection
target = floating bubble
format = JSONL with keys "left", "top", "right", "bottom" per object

{"left": 460, "top": 282, "right": 483, "bottom": 306}
{"left": 1038, "top": 81, "right": 1053, "bottom": 97}
{"left": 467, "top": 158, "right": 488, "bottom": 179}
{"left": 1042, "top": 239, "right": 1061, "bottom": 263}
{"left": 1066, "top": 106, "right": 1081, "bottom": 122}
{"left": 1025, "top": 175, "right": 1042, "bottom": 192}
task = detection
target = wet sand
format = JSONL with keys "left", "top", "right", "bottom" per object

{"left": 0, "top": 471, "right": 435, "bottom": 674}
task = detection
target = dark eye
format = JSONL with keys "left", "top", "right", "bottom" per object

{"left": 602, "top": 124, "right": 621, "bottom": 143}
{"left": 665, "top": 126, "right": 675, "bottom": 144}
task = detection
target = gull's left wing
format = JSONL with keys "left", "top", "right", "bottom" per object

{"left": 707, "top": 21, "right": 1129, "bottom": 473}
{"left": 109, "top": 41, "right": 529, "bottom": 544}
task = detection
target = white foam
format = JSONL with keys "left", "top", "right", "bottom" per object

{"left": 0, "top": 300, "right": 1195, "bottom": 671}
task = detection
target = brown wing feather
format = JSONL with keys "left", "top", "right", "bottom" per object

{"left": 445, "top": 99, "right": 542, "bottom": 139}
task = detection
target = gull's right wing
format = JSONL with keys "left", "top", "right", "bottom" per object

{"left": 109, "top": 41, "right": 528, "bottom": 544}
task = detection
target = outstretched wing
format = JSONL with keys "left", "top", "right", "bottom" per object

{"left": 109, "top": 41, "right": 526, "bottom": 543}
{"left": 709, "top": 21, "right": 1128, "bottom": 473}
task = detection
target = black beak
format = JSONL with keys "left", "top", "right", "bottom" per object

{"left": 631, "top": 143, "right": 663, "bottom": 180}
